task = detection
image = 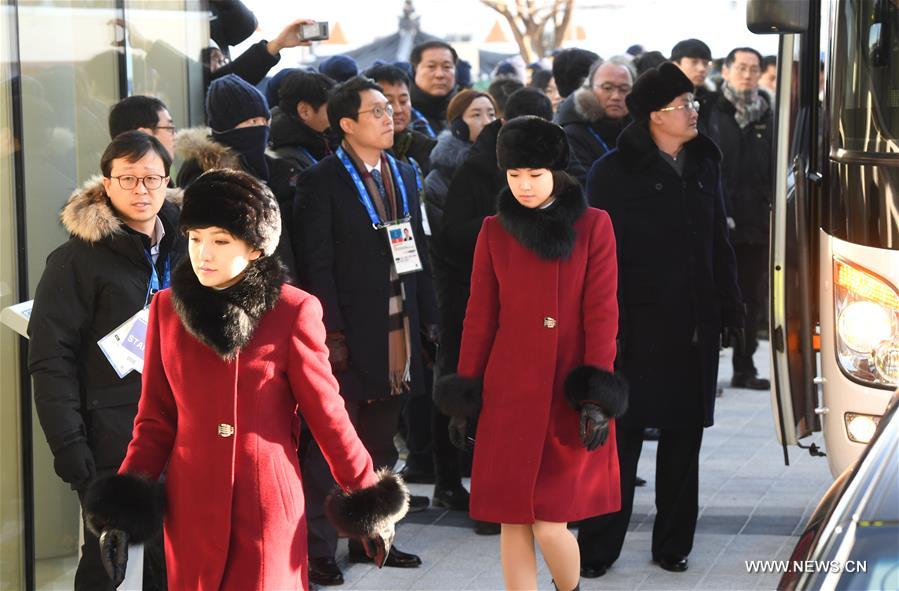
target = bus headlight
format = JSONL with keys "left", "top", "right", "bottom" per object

{"left": 833, "top": 259, "right": 899, "bottom": 387}
{"left": 844, "top": 412, "right": 881, "bottom": 444}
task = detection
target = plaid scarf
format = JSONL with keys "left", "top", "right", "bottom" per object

{"left": 342, "top": 142, "right": 412, "bottom": 395}
{"left": 721, "top": 81, "right": 769, "bottom": 129}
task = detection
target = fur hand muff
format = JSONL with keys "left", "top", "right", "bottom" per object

{"left": 83, "top": 473, "right": 165, "bottom": 543}
{"left": 324, "top": 469, "right": 409, "bottom": 539}
{"left": 433, "top": 374, "right": 483, "bottom": 418}
{"left": 564, "top": 365, "right": 629, "bottom": 418}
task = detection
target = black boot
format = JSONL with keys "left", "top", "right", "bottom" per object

{"left": 552, "top": 579, "right": 580, "bottom": 591}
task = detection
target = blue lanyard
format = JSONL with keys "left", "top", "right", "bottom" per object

{"left": 411, "top": 108, "right": 436, "bottom": 138}
{"left": 335, "top": 147, "right": 409, "bottom": 228}
{"left": 300, "top": 147, "right": 318, "bottom": 165}
{"left": 408, "top": 156, "right": 424, "bottom": 193}
{"left": 144, "top": 253, "right": 171, "bottom": 307}
{"left": 587, "top": 127, "right": 611, "bottom": 153}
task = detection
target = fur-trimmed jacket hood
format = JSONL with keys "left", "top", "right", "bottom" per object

{"left": 60, "top": 176, "right": 182, "bottom": 244}
{"left": 171, "top": 254, "right": 285, "bottom": 360}
{"left": 174, "top": 126, "right": 243, "bottom": 174}
{"left": 496, "top": 172, "right": 587, "bottom": 260}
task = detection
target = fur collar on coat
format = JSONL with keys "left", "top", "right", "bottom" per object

{"left": 616, "top": 121, "right": 721, "bottom": 173}
{"left": 171, "top": 255, "right": 285, "bottom": 360}
{"left": 60, "top": 176, "right": 181, "bottom": 243}
{"left": 496, "top": 173, "right": 587, "bottom": 260}
{"left": 573, "top": 86, "right": 607, "bottom": 123}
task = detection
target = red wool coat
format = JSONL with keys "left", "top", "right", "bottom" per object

{"left": 458, "top": 201, "right": 621, "bottom": 524}
{"left": 119, "top": 283, "right": 378, "bottom": 590}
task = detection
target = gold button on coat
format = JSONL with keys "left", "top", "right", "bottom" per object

{"left": 217, "top": 423, "right": 234, "bottom": 437}
{"left": 543, "top": 317, "right": 557, "bottom": 329}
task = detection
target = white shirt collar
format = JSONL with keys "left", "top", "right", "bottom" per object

{"left": 364, "top": 159, "right": 382, "bottom": 174}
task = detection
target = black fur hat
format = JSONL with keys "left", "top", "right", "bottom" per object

{"left": 180, "top": 168, "right": 281, "bottom": 256}
{"left": 625, "top": 62, "right": 694, "bottom": 123}
{"left": 497, "top": 116, "right": 569, "bottom": 171}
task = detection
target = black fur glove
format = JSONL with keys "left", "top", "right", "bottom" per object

{"left": 448, "top": 416, "right": 473, "bottom": 451}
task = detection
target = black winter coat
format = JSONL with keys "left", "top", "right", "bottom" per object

{"left": 269, "top": 106, "right": 333, "bottom": 170}
{"left": 423, "top": 130, "right": 473, "bottom": 235}
{"left": 588, "top": 123, "right": 743, "bottom": 428}
{"left": 555, "top": 89, "right": 630, "bottom": 186}
{"left": 28, "top": 178, "right": 185, "bottom": 478}
{"left": 294, "top": 154, "right": 438, "bottom": 401}
{"left": 410, "top": 83, "right": 454, "bottom": 136}
{"left": 175, "top": 128, "right": 300, "bottom": 281}
{"left": 390, "top": 129, "right": 437, "bottom": 177}
{"left": 705, "top": 93, "right": 774, "bottom": 245}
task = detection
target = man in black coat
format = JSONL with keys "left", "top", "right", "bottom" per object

{"left": 706, "top": 47, "right": 773, "bottom": 390}
{"left": 577, "top": 63, "right": 743, "bottom": 577}
{"left": 28, "top": 132, "right": 184, "bottom": 591}
{"left": 269, "top": 70, "right": 336, "bottom": 170}
{"left": 294, "top": 76, "right": 438, "bottom": 584}
{"left": 556, "top": 57, "right": 634, "bottom": 185}
{"left": 409, "top": 40, "right": 458, "bottom": 137}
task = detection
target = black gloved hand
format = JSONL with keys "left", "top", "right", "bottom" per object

{"left": 325, "top": 331, "right": 349, "bottom": 373}
{"left": 53, "top": 441, "right": 96, "bottom": 490}
{"left": 361, "top": 524, "right": 395, "bottom": 568}
{"left": 579, "top": 402, "right": 611, "bottom": 451}
{"left": 722, "top": 326, "right": 747, "bottom": 351}
{"left": 99, "top": 528, "right": 129, "bottom": 587}
{"left": 448, "top": 416, "right": 473, "bottom": 451}
{"left": 426, "top": 323, "right": 441, "bottom": 345}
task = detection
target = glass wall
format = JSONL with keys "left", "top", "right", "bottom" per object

{"left": 5, "top": 1, "right": 208, "bottom": 588}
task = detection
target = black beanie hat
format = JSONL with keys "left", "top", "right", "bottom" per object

{"left": 180, "top": 169, "right": 281, "bottom": 256}
{"left": 552, "top": 48, "right": 600, "bottom": 98}
{"left": 625, "top": 62, "right": 694, "bottom": 123}
{"left": 670, "top": 38, "right": 712, "bottom": 62}
{"left": 496, "top": 116, "right": 569, "bottom": 171}
{"left": 206, "top": 74, "right": 271, "bottom": 131}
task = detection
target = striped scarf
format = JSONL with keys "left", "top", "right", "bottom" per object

{"left": 342, "top": 142, "right": 412, "bottom": 395}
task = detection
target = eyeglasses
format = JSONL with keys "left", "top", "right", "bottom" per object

{"left": 658, "top": 100, "right": 701, "bottom": 113}
{"left": 732, "top": 65, "right": 761, "bottom": 76}
{"left": 358, "top": 103, "right": 394, "bottom": 119}
{"left": 154, "top": 125, "right": 177, "bottom": 135}
{"left": 109, "top": 175, "right": 168, "bottom": 190}
{"left": 595, "top": 82, "right": 632, "bottom": 95}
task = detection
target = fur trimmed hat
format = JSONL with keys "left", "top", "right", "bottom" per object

{"left": 496, "top": 116, "right": 569, "bottom": 171}
{"left": 625, "top": 62, "right": 694, "bottom": 123}
{"left": 180, "top": 168, "right": 281, "bottom": 256}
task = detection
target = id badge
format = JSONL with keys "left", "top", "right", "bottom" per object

{"left": 385, "top": 221, "right": 423, "bottom": 275}
{"left": 97, "top": 308, "right": 150, "bottom": 378}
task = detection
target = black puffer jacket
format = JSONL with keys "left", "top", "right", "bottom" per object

{"left": 423, "top": 130, "right": 473, "bottom": 235}
{"left": 28, "top": 178, "right": 185, "bottom": 481}
{"left": 175, "top": 127, "right": 300, "bottom": 281}
{"left": 269, "top": 106, "right": 333, "bottom": 171}
{"left": 555, "top": 88, "right": 630, "bottom": 186}
{"left": 705, "top": 92, "right": 773, "bottom": 245}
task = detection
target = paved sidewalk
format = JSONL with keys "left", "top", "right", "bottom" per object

{"left": 328, "top": 342, "right": 836, "bottom": 590}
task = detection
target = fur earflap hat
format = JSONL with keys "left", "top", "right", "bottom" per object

{"left": 180, "top": 168, "right": 281, "bottom": 256}
{"left": 497, "top": 116, "right": 569, "bottom": 171}
{"left": 625, "top": 62, "right": 694, "bottom": 123}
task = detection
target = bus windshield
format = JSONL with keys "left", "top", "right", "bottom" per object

{"left": 834, "top": 0, "right": 899, "bottom": 152}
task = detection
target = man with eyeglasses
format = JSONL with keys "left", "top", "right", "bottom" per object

{"left": 109, "top": 95, "right": 178, "bottom": 159}
{"left": 409, "top": 41, "right": 459, "bottom": 137}
{"left": 294, "top": 76, "right": 438, "bottom": 585}
{"left": 706, "top": 47, "right": 773, "bottom": 391}
{"left": 556, "top": 56, "right": 635, "bottom": 186}
{"left": 576, "top": 63, "right": 743, "bottom": 578}
{"left": 28, "top": 131, "right": 185, "bottom": 591}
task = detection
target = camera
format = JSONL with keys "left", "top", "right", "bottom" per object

{"left": 298, "top": 22, "right": 329, "bottom": 42}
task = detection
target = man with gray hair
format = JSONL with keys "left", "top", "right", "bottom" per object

{"left": 556, "top": 56, "right": 635, "bottom": 185}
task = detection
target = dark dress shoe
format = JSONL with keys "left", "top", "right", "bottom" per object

{"left": 731, "top": 374, "right": 771, "bottom": 390}
{"left": 348, "top": 542, "right": 422, "bottom": 568}
{"left": 635, "top": 475, "right": 647, "bottom": 487}
{"left": 398, "top": 464, "right": 436, "bottom": 484}
{"left": 655, "top": 556, "right": 688, "bottom": 572}
{"left": 432, "top": 484, "right": 470, "bottom": 510}
{"left": 474, "top": 520, "right": 501, "bottom": 535}
{"left": 580, "top": 560, "right": 608, "bottom": 578}
{"left": 309, "top": 556, "right": 344, "bottom": 586}
{"left": 408, "top": 494, "right": 429, "bottom": 513}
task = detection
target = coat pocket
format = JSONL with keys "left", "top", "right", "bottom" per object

{"left": 271, "top": 455, "right": 299, "bottom": 522}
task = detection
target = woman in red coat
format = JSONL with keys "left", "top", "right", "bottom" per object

{"left": 435, "top": 117, "right": 628, "bottom": 591}
{"left": 83, "top": 169, "right": 408, "bottom": 590}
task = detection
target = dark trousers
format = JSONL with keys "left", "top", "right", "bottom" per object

{"left": 302, "top": 396, "right": 403, "bottom": 559}
{"left": 76, "top": 491, "right": 167, "bottom": 591}
{"left": 403, "top": 364, "right": 434, "bottom": 474}
{"left": 577, "top": 425, "right": 704, "bottom": 564}
{"left": 733, "top": 243, "right": 768, "bottom": 375}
